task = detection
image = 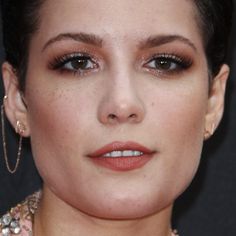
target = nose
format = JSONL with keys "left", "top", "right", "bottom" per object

{"left": 97, "top": 75, "right": 145, "bottom": 125}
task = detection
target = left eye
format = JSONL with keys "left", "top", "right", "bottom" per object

{"left": 148, "top": 58, "right": 177, "bottom": 70}
{"left": 144, "top": 55, "right": 188, "bottom": 72}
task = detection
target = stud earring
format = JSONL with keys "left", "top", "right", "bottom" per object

{"left": 1, "top": 96, "right": 25, "bottom": 174}
{"left": 15, "top": 120, "right": 26, "bottom": 135}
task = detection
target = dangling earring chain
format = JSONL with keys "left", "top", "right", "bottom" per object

{"left": 1, "top": 97, "right": 24, "bottom": 174}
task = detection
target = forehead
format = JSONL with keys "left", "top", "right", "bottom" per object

{"left": 36, "top": 0, "right": 202, "bottom": 49}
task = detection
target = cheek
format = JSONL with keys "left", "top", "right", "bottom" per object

{"left": 148, "top": 77, "right": 208, "bottom": 142}
{"left": 147, "top": 84, "right": 207, "bottom": 192}
{"left": 26, "top": 78, "right": 95, "bottom": 141}
{"left": 25, "top": 81, "right": 95, "bottom": 180}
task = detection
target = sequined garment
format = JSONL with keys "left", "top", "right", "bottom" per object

{"left": 0, "top": 192, "right": 41, "bottom": 236}
{"left": 0, "top": 191, "right": 179, "bottom": 236}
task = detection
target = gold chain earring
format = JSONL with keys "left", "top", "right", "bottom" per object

{"left": 1, "top": 96, "right": 25, "bottom": 174}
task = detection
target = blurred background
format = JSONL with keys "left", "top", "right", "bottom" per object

{"left": 0, "top": 2, "right": 236, "bottom": 235}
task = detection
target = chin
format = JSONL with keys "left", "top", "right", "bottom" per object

{"left": 71, "top": 192, "right": 174, "bottom": 220}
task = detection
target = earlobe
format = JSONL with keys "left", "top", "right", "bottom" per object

{"left": 204, "top": 64, "right": 230, "bottom": 140}
{"left": 204, "top": 122, "right": 216, "bottom": 140}
{"left": 1, "top": 62, "right": 30, "bottom": 137}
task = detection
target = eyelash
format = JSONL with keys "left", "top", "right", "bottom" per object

{"left": 49, "top": 52, "right": 99, "bottom": 76}
{"left": 143, "top": 53, "right": 192, "bottom": 75}
{"left": 48, "top": 52, "right": 192, "bottom": 77}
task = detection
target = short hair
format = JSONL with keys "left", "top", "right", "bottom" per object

{"left": 0, "top": 0, "right": 234, "bottom": 91}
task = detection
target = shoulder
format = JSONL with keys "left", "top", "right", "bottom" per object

{"left": 0, "top": 191, "right": 41, "bottom": 236}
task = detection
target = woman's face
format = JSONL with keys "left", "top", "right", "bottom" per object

{"left": 4, "top": 0, "right": 228, "bottom": 219}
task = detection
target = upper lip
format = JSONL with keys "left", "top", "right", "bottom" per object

{"left": 88, "top": 141, "right": 155, "bottom": 158}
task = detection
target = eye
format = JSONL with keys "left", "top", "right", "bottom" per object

{"left": 63, "top": 56, "right": 95, "bottom": 71}
{"left": 49, "top": 53, "right": 99, "bottom": 75}
{"left": 143, "top": 54, "right": 192, "bottom": 74}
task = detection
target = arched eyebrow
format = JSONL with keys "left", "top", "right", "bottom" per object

{"left": 42, "top": 32, "right": 103, "bottom": 52}
{"left": 42, "top": 32, "right": 197, "bottom": 53}
{"left": 139, "top": 34, "right": 197, "bottom": 52}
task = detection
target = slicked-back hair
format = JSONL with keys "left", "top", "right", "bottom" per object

{"left": 0, "top": 0, "right": 233, "bottom": 91}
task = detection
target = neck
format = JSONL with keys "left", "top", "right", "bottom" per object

{"left": 34, "top": 186, "right": 174, "bottom": 236}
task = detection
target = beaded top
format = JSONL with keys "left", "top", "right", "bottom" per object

{"left": 0, "top": 192, "right": 40, "bottom": 236}
{"left": 0, "top": 191, "right": 179, "bottom": 236}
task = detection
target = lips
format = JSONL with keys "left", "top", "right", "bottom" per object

{"left": 88, "top": 141, "right": 155, "bottom": 171}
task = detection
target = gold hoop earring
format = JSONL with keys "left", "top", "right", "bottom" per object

{"left": 1, "top": 97, "right": 25, "bottom": 174}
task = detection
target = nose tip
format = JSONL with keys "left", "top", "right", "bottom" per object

{"left": 98, "top": 97, "right": 145, "bottom": 125}
{"left": 97, "top": 69, "right": 146, "bottom": 125}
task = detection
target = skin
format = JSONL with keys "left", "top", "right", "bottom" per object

{"left": 2, "top": 0, "right": 229, "bottom": 235}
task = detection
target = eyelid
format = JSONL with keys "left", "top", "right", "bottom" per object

{"left": 49, "top": 52, "right": 99, "bottom": 70}
{"left": 140, "top": 52, "right": 193, "bottom": 78}
{"left": 145, "top": 53, "right": 191, "bottom": 64}
{"left": 143, "top": 53, "right": 192, "bottom": 68}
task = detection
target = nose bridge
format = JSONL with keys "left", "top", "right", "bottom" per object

{"left": 97, "top": 61, "right": 145, "bottom": 125}
{"left": 110, "top": 69, "right": 138, "bottom": 111}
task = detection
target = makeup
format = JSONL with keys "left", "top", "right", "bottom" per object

{"left": 88, "top": 141, "right": 156, "bottom": 171}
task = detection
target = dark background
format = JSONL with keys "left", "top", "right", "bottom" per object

{"left": 0, "top": 3, "right": 236, "bottom": 236}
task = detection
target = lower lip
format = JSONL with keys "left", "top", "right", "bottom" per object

{"left": 91, "top": 154, "right": 153, "bottom": 171}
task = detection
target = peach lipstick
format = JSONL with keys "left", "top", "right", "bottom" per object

{"left": 88, "top": 141, "right": 155, "bottom": 171}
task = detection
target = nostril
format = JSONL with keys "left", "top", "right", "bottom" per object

{"left": 129, "top": 114, "right": 136, "bottom": 118}
{"left": 108, "top": 114, "right": 117, "bottom": 120}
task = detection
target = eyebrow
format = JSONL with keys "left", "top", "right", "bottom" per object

{"left": 42, "top": 32, "right": 197, "bottom": 53}
{"left": 42, "top": 32, "right": 103, "bottom": 51}
{"left": 139, "top": 34, "right": 197, "bottom": 52}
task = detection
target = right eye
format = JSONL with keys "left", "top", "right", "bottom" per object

{"left": 62, "top": 56, "right": 96, "bottom": 71}
{"left": 50, "top": 53, "right": 99, "bottom": 75}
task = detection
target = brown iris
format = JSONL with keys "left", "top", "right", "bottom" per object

{"left": 155, "top": 59, "right": 173, "bottom": 70}
{"left": 71, "top": 57, "right": 90, "bottom": 70}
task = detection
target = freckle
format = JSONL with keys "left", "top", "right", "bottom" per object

{"left": 151, "top": 102, "right": 155, "bottom": 107}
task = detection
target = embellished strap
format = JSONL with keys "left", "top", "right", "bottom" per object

{"left": 1, "top": 191, "right": 179, "bottom": 236}
{"left": 0, "top": 191, "right": 41, "bottom": 236}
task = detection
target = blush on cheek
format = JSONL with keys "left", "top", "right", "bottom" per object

{"left": 147, "top": 91, "right": 206, "bottom": 191}
{"left": 27, "top": 89, "right": 72, "bottom": 137}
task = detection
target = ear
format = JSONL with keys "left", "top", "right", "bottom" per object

{"left": 204, "top": 64, "right": 229, "bottom": 139}
{"left": 2, "top": 62, "right": 30, "bottom": 137}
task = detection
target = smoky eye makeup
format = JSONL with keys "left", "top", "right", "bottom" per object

{"left": 48, "top": 52, "right": 100, "bottom": 76}
{"left": 46, "top": 44, "right": 194, "bottom": 79}
{"left": 142, "top": 52, "right": 193, "bottom": 76}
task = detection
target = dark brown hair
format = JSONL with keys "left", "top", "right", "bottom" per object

{"left": 0, "top": 0, "right": 234, "bottom": 91}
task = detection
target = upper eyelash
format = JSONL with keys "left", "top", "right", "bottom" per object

{"left": 48, "top": 52, "right": 192, "bottom": 75}
{"left": 48, "top": 52, "right": 97, "bottom": 70}
{"left": 146, "top": 53, "right": 193, "bottom": 68}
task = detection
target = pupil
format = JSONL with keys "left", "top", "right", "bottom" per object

{"left": 71, "top": 58, "right": 88, "bottom": 69}
{"left": 155, "top": 60, "right": 171, "bottom": 70}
